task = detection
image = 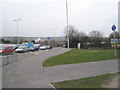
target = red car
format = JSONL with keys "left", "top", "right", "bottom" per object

{"left": 0, "top": 46, "right": 14, "bottom": 55}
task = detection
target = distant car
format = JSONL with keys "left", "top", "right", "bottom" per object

{"left": 15, "top": 46, "right": 28, "bottom": 53}
{"left": 0, "top": 46, "right": 14, "bottom": 55}
{"left": 46, "top": 45, "right": 52, "bottom": 49}
{"left": 39, "top": 45, "right": 47, "bottom": 50}
{"left": 28, "top": 46, "right": 39, "bottom": 51}
{"left": 33, "top": 44, "right": 41, "bottom": 47}
{"left": 63, "top": 45, "right": 66, "bottom": 48}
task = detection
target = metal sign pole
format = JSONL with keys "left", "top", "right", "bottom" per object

{"left": 114, "top": 31, "right": 116, "bottom": 56}
{"left": 111, "top": 25, "right": 117, "bottom": 56}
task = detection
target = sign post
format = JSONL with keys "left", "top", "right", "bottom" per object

{"left": 47, "top": 37, "right": 51, "bottom": 45}
{"left": 111, "top": 25, "right": 116, "bottom": 56}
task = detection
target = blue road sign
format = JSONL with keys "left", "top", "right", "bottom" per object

{"left": 47, "top": 37, "right": 51, "bottom": 40}
{"left": 111, "top": 25, "right": 116, "bottom": 31}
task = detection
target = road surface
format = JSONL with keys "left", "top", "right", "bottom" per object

{"left": 2, "top": 47, "right": 118, "bottom": 88}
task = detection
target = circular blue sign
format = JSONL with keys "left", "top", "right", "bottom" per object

{"left": 111, "top": 25, "right": 116, "bottom": 31}
{"left": 47, "top": 37, "right": 51, "bottom": 40}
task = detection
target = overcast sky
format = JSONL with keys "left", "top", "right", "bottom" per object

{"left": 2, "top": 0, "right": 119, "bottom": 37}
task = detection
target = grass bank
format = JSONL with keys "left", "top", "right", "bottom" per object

{"left": 51, "top": 73, "right": 118, "bottom": 88}
{"left": 43, "top": 49, "right": 118, "bottom": 67}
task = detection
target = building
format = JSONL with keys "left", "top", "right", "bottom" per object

{"left": 0, "top": 36, "right": 66, "bottom": 46}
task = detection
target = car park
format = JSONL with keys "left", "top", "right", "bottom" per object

{"left": 39, "top": 45, "right": 47, "bottom": 50}
{"left": 0, "top": 46, "right": 14, "bottom": 55}
{"left": 15, "top": 46, "right": 28, "bottom": 53}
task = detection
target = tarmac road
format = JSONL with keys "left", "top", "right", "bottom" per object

{"left": 2, "top": 47, "right": 118, "bottom": 88}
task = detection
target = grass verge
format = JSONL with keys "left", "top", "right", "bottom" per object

{"left": 43, "top": 49, "right": 118, "bottom": 67}
{"left": 51, "top": 73, "right": 118, "bottom": 88}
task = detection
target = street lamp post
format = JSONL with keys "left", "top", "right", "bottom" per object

{"left": 54, "top": 28, "right": 57, "bottom": 47}
{"left": 66, "top": 0, "right": 70, "bottom": 49}
{"left": 14, "top": 19, "right": 21, "bottom": 45}
{"left": 14, "top": 19, "right": 21, "bottom": 62}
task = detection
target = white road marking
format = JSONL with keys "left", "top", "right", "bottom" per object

{"left": 1, "top": 56, "right": 7, "bottom": 58}
{"left": 19, "top": 54, "right": 23, "bottom": 55}
{"left": 25, "top": 53, "right": 28, "bottom": 55}
{"left": 34, "top": 53, "right": 38, "bottom": 55}
{"left": 29, "top": 52, "right": 34, "bottom": 54}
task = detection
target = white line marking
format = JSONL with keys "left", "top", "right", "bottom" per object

{"left": 25, "top": 53, "right": 28, "bottom": 55}
{"left": 19, "top": 54, "right": 23, "bottom": 55}
{"left": 29, "top": 52, "right": 34, "bottom": 53}
{"left": 34, "top": 53, "right": 38, "bottom": 55}
{"left": 1, "top": 56, "right": 7, "bottom": 58}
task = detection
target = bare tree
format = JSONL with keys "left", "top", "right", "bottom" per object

{"left": 89, "top": 30, "right": 103, "bottom": 48}
{"left": 109, "top": 31, "right": 120, "bottom": 38}
{"left": 64, "top": 25, "right": 88, "bottom": 48}
{"left": 64, "top": 25, "right": 79, "bottom": 48}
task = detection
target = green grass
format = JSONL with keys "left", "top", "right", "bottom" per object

{"left": 43, "top": 49, "right": 118, "bottom": 67}
{"left": 51, "top": 73, "right": 118, "bottom": 88}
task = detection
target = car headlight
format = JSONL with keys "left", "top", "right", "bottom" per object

{"left": 0, "top": 50, "right": 2, "bottom": 52}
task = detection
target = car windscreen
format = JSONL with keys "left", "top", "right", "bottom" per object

{"left": 18, "top": 46, "right": 23, "bottom": 49}
{"left": 41, "top": 45, "right": 46, "bottom": 47}
{"left": 0, "top": 47, "right": 5, "bottom": 50}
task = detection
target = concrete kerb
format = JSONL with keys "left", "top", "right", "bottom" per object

{"left": 49, "top": 83, "right": 56, "bottom": 90}
{"left": 50, "top": 71, "right": 119, "bottom": 83}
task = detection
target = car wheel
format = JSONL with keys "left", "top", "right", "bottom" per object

{"left": 2, "top": 52, "right": 6, "bottom": 56}
{"left": 11, "top": 52, "right": 14, "bottom": 55}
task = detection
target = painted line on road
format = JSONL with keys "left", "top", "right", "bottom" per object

{"left": 29, "top": 52, "right": 34, "bottom": 54}
{"left": 40, "top": 52, "right": 44, "bottom": 54}
{"left": 0, "top": 56, "right": 7, "bottom": 58}
{"left": 34, "top": 53, "right": 38, "bottom": 55}
{"left": 25, "top": 53, "right": 28, "bottom": 55}
{"left": 19, "top": 54, "right": 23, "bottom": 55}
{"left": 49, "top": 83, "right": 56, "bottom": 90}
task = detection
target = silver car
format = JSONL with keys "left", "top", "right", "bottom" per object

{"left": 15, "top": 46, "right": 28, "bottom": 53}
{"left": 39, "top": 45, "right": 47, "bottom": 50}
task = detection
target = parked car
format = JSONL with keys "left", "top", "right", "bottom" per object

{"left": 46, "top": 45, "right": 52, "bottom": 49}
{"left": 33, "top": 44, "right": 41, "bottom": 47}
{"left": 28, "top": 46, "right": 39, "bottom": 51}
{"left": 11, "top": 45, "right": 21, "bottom": 50}
{"left": 15, "top": 46, "right": 28, "bottom": 53}
{"left": 39, "top": 45, "right": 47, "bottom": 50}
{"left": 0, "top": 46, "right": 14, "bottom": 55}
{"left": 63, "top": 45, "right": 66, "bottom": 48}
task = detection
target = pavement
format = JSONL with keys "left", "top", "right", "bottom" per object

{"left": 2, "top": 47, "right": 118, "bottom": 88}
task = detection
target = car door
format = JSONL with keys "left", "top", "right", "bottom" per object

{"left": 5, "top": 47, "right": 11, "bottom": 53}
